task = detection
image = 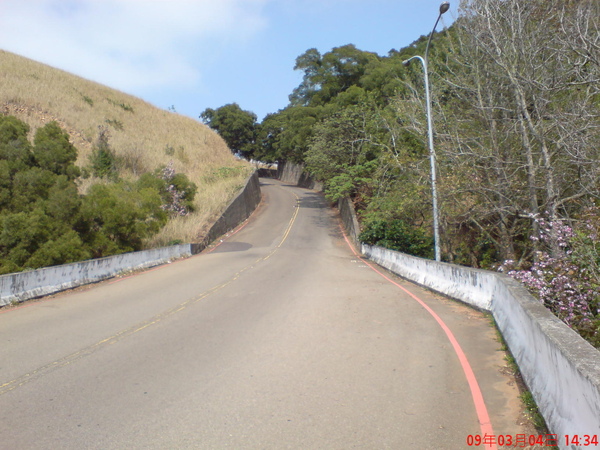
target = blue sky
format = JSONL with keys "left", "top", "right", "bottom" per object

{"left": 0, "top": 0, "right": 455, "bottom": 122}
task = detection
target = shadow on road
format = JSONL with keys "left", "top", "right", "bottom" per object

{"left": 211, "top": 242, "right": 253, "bottom": 253}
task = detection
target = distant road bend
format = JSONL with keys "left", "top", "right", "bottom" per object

{"left": 0, "top": 179, "right": 528, "bottom": 449}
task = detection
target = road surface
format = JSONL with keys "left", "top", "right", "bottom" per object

{"left": 0, "top": 179, "right": 528, "bottom": 449}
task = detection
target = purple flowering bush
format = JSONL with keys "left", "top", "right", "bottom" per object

{"left": 499, "top": 211, "right": 600, "bottom": 349}
{"left": 159, "top": 162, "right": 197, "bottom": 217}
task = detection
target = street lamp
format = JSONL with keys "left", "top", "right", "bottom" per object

{"left": 402, "top": 1, "right": 449, "bottom": 262}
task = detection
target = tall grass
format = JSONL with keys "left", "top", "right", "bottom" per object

{"left": 1, "top": 50, "right": 252, "bottom": 245}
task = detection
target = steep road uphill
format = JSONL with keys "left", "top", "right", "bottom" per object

{"left": 0, "top": 179, "right": 529, "bottom": 449}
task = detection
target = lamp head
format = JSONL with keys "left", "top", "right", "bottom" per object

{"left": 402, "top": 60, "right": 411, "bottom": 67}
{"left": 440, "top": 2, "right": 450, "bottom": 15}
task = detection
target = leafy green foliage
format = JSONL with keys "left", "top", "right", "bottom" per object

{"left": 360, "top": 219, "right": 433, "bottom": 258}
{"left": 200, "top": 0, "right": 600, "bottom": 347}
{"left": 305, "top": 106, "right": 380, "bottom": 202}
{"left": 262, "top": 106, "right": 323, "bottom": 163}
{"left": 199, "top": 39, "right": 438, "bottom": 251}
{"left": 80, "top": 182, "right": 167, "bottom": 255}
{"left": 169, "top": 173, "right": 197, "bottom": 210}
{"left": 200, "top": 103, "right": 258, "bottom": 158}
{"left": 0, "top": 115, "right": 172, "bottom": 274}
{"left": 0, "top": 115, "right": 34, "bottom": 177}
{"left": 25, "top": 230, "right": 91, "bottom": 270}
{"left": 290, "top": 45, "right": 378, "bottom": 107}
{"left": 89, "top": 126, "right": 118, "bottom": 179}
{"left": 33, "top": 121, "right": 80, "bottom": 179}
{"left": 138, "top": 162, "right": 198, "bottom": 216}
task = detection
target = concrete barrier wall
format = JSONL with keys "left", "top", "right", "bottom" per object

{"left": 0, "top": 171, "right": 262, "bottom": 307}
{"left": 203, "top": 171, "right": 261, "bottom": 245}
{"left": 338, "top": 197, "right": 361, "bottom": 250}
{"left": 362, "top": 243, "right": 600, "bottom": 448}
{"left": 0, "top": 244, "right": 198, "bottom": 307}
{"left": 277, "top": 160, "right": 322, "bottom": 191}
{"left": 363, "top": 245, "right": 494, "bottom": 311}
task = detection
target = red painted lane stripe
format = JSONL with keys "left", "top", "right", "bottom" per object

{"left": 0, "top": 301, "right": 35, "bottom": 314}
{"left": 341, "top": 229, "right": 497, "bottom": 449}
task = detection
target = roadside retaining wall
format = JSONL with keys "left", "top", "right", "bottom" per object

{"left": 0, "top": 171, "right": 262, "bottom": 307}
{"left": 277, "top": 160, "right": 322, "bottom": 191}
{"left": 203, "top": 171, "right": 261, "bottom": 246}
{"left": 338, "top": 197, "right": 361, "bottom": 250}
{"left": 362, "top": 244, "right": 600, "bottom": 448}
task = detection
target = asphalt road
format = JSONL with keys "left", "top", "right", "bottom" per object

{"left": 0, "top": 179, "right": 528, "bottom": 449}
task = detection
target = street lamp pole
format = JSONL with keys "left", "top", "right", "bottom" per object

{"left": 402, "top": 2, "right": 449, "bottom": 262}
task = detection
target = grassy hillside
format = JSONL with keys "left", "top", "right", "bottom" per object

{"left": 0, "top": 49, "right": 251, "bottom": 246}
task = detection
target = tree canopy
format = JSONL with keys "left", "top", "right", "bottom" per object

{"left": 200, "top": 103, "right": 258, "bottom": 158}
{"left": 199, "top": 0, "right": 599, "bottom": 272}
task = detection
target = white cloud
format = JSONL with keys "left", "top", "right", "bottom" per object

{"left": 0, "top": 0, "right": 270, "bottom": 91}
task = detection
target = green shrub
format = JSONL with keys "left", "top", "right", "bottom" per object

{"left": 25, "top": 230, "right": 91, "bottom": 269}
{"left": 0, "top": 115, "right": 171, "bottom": 274}
{"left": 360, "top": 219, "right": 434, "bottom": 258}
{"left": 169, "top": 172, "right": 197, "bottom": 211}
{"left": 138, "top": 163, "right": 198, "bottom": 216}
{"left": 89, "top": 126, "right": 118, "bottom": 179}
{"left": 80, "top": 182, "right": 167, "bottom": 255}
{"left": 0, "top": 116, "right": 34, "bottom": 176}
{"left": 33, "top": 121, "right": 80, "bottom": 179}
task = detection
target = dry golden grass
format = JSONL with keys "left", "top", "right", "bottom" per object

{"left": 1, "top": 49, "right": 252, "bottom": 245}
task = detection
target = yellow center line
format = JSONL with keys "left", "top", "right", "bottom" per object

{"left": 0, "top": 187, "right": 303, "bottom": 397}
{"left": 262, "top": 190, "right": 300, "bottom": 262}
{"left": 279, "top": 197, "right": 301, "bottom": 248}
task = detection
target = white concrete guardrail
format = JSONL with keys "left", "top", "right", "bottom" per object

{"left": 361, "top": 244, "right": 600, "bottom": 448}
{"left": 0, "top": 171, "right": 261, "bottom": 307}
{"left": 335, "top": 195, "right": 600, "bottom": 448}
{"left": 0, "top": 244, "right": 199, "bottom": 307}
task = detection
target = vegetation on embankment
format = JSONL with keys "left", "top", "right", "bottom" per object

{"left": 200, "top": 0, "right": 600, "bottom": 347}
{"left": 1, "top": 50, "right": 251, "bottom": 251}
